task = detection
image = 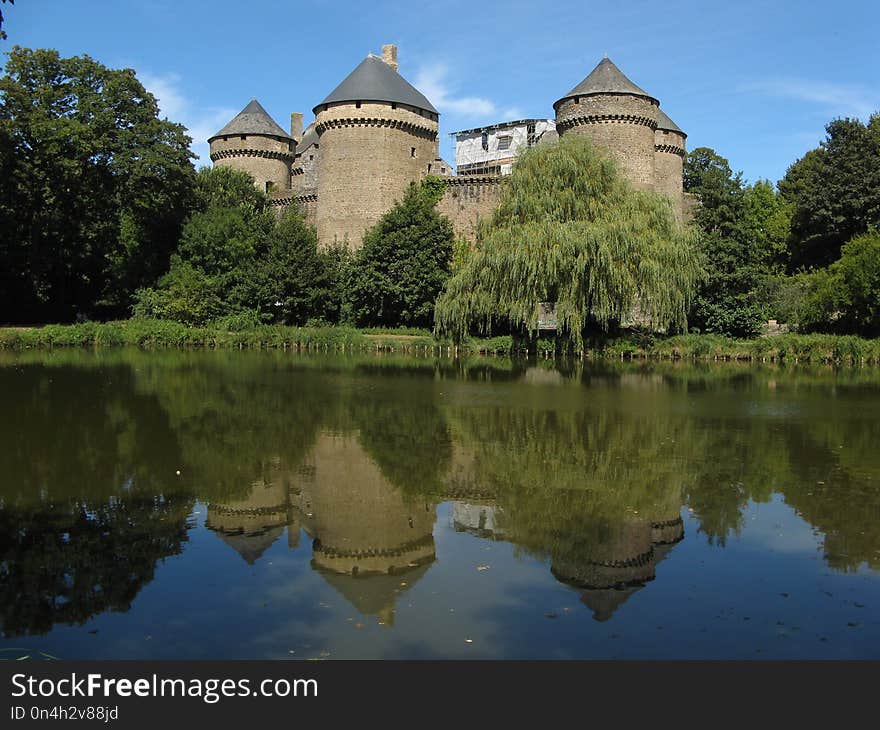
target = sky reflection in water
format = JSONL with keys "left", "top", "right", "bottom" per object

{"left": 1, "top": 349, "right": 879, "bottom": 659}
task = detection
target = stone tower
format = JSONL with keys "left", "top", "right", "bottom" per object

{"left": 209, "top": 99, "right": 296, "bottom": 194}
{"left": 313, "top": 46, "right": 440, "bottom": 249}
{"left": 554, "top": 58, "right": 660, "bottom": 191}
{"left": 653, "top": 108, "right": 687, "bottom": 216}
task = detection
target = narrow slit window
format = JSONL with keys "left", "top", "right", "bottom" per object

{"left": 411, "top": 147, "right": 416, "bottom": 157}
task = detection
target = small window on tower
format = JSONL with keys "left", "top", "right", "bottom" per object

{"left": 427, "top": 163, "right": 432, "bottom": 173}
{"left": 411, "top": 147, "right": 416, "bottom": 157}
{"left": 309, "top": 154, "right": 313, "bottom": 161}
{"left": 481, "top": 132, "right": 489, "bottom": 151}
{"left": 265, "top": 181, "right": 274, "bottom": 193}
{"left": 497, "top": 135, "right": 512, "bottom": 151}
{"left": 241, "top": 135, "right": 247, "bottom": 140}
{"left": 391, "top": 103, "right": 397, "bottom": 110}
{"left": 356, "top": 101, "right": 361, "bottom": 109}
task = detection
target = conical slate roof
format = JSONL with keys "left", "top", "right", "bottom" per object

{"left": 314, "top": 54, "right": 438, "bottom": 115}
{"left": 214, "top": 527, "right": 284, "bottom": 565}
{"left": 209, "top": 99, "right": 293, "bottom": 142}
{"left": 656, "top": 108, "right": 685, "bottom": 136}
{"left": 555, "top": 57, "right": 657, "bottom": 108}
{"left": 296, "top": 122, "right": 319, "bottom": 155}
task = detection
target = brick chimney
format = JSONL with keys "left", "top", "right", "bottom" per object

{"left": 289, "top": 112, "right": 303, "bottom": 143}
{"left": 381, "top": 44, "right": 398, "bottom": 72}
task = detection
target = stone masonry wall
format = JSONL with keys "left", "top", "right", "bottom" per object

{"left": 269, "top": 190, "right": 317, "bottom": 226}
{"left": 654, "top": 128, "right": 686, "bottom": 218}
{"left": 315, "top": 101, "right": 438, "bottom": 249}
{"left": 292, "top": 144, "right": 319, "bottom": 196}
{"left": 555, "top": 94, "right": 659, "bottom": 190}
{"left": 210, "top": 134, "right": 294, "bottom": 192}
{"left": 437, "top": 177, "right": 501, "bottom": 241}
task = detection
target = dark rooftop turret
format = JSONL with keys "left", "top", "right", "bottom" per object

{"left": 554, "top": 57, "right": 658, "bottom": 110}
{"left": 656, "top": 108, "right": 686, "bottom": 136}
{"left": 314, "top": 54, "right": 438, "bottom": 115}
{"left": 209, "top": 98, "right": 293, "bottom": 143}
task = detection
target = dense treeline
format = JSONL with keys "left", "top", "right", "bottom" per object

{"left": 0, "top": 47, "right": 194, "bottom": 323}
{"left": 0, "top": 46, "right": 877, "bottom": 339}
{"left": 685, "top": 114, "right": 880, "bottom": 337}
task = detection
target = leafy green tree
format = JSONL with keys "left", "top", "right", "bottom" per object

{"left": 799, "top": 232, "right": 880, "bottom": 336}
{"left": 132, "top": 262, "right": 225, "bottom": 325}
{"left": 320, "top": 241, "right": 354, "bottom": 325}
{"left": 347, "top": 178, "right": 454, "bottom": 328}
{"left": 685, "top": 148, "right": 791, "bottom": 337}
{"left": 0, "top": 47, "right": 195, "bottom": 323}
{"left": 779, "top": 114, "right": 880, "bottom": 270}
{"left": 0, "top": 0, "right": 13, "bottom": 41}
{"left": 436, "top": 135, "right": 702, "bottom": 350}
{"left": 135, "top": 167, "right": 333, "bottom": 326}
{"left": 236, "top": 208, "right": 334, "bottom": 325}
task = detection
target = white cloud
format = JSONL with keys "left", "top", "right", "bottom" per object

{"left": 413, "top": 63, "right": 520, "bottom": 122}
{"left": 741, "top": 78, "right": 878, "bottom": 120}
{"left": 141, "top": 72, "right": 237, "bottom": 164}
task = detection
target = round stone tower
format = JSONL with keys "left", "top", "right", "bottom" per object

{"left": 209, "top": 98, "right": 295, "bottom": 194}
{"left": 314, "top": 45, "right": 440, "bottom": 249}
{"left": 553, "top": 58, "right": 659, "bottom": 191}
{"left": 653, "top": 109, "right": 687, "bottom": 217}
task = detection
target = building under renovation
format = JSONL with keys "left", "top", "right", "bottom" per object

{"left": 209, "top": 46, "right": 687, "bottom": 248}
{"left": 451, "top": 119, "right": 558, "bottom": 177}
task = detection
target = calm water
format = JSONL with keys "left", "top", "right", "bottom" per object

{"left": 1, "top": 349, "right": 880, "bottom": 659}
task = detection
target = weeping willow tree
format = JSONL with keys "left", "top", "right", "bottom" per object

{"left": 435, "top": 135, "right": 704, "bottom": 350}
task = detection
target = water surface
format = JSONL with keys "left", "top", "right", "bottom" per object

{"left": 2, "top": 349, "right": 879, "bottom": 659}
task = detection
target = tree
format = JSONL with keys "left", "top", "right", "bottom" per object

{"left": 0, "top": 1, "right": 13, "bottom": 41}
{"left": 235, "top": 207, "right": 334, "bottom": 325}
{"left": 134, "top": 167, "right": 334, "bottom": 326}
{"left": 347, "top": 178, "right": 455, "bottom": 328}
{"left": 435, "top": 135, "right": 703, "bottom": 350}
{"left": 779, "top": 114, "right": 880, "bottom": 270}
{"left": 799, "top": 232, "right": 880, "bottom": 336}
{"left": 0, "top": 47, "right": 196, "bottom": 323}
{"left": 684, "top": 148, "right": 791, "bottom": 337}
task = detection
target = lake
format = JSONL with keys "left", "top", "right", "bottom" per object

{"left": 1, "top": 348, "right": 879, "bottom": 659}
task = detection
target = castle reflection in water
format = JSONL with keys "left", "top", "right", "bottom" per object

{"left": 206, "top": 431, "right": 684, "bottom": 624}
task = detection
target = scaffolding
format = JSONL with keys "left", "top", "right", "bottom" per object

{"left": 449, "top": 118, "right": 556, "bottom": 176}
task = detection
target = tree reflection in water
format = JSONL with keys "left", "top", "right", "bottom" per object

{"left": 2, "top": 350, "right": 880, "bottom": 637}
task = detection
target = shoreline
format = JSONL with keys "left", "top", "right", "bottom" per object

{"left": 1, "top": 320, "right": 879, "bottom": 366}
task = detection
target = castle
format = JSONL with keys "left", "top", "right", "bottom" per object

{"left": 209, "top": 45, "right": 687, "bottom": 248}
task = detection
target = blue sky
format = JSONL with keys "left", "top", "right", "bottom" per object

{"left": 3, "top": 0, "right": 878, "bottom": 184}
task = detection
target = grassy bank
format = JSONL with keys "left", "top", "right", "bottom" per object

{"left": 1, "top": 320, "right": 880, "bottom": 365}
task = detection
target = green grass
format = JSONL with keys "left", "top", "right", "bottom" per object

{"left": 597, "top": 332, "right": 880, "bottom": 364}
{"left": 1, "top": 321, "right": 879, "bottom": 365}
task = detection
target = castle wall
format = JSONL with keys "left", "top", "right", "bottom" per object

{"left": 292, "top": 146, "right": 319, "bottom": 196}
{"left": 314, "top": 101, "right": 438, "bottom": 249}
{"left": 210, "top": 134, "right": 294, "bottom": 192}
{"left": 653, "top": 128, "right": 686, "bottom": 218}
{"left": 437, "top": 177, "right": 501, "bottom": 241}
{"left": 555, "top": 94, "right": 658, "bottom": 190}
{"left": 269, "top": 190, "right": 318, "bottom": 227}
